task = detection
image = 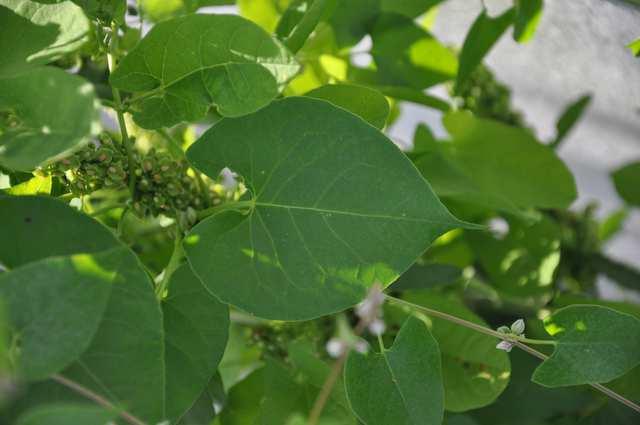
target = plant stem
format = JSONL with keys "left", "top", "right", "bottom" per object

{"left": 51, "top": 374, "right": 147, "bottom": 425}
{"left": 155, "top": 227, "right": 184, "bottom": 299}
{"left": 285, "top": 0, "right": 329, "bottom": 53}
{"left": 387, "top": 295, "right": 640, "bottom": 414}
{"left": 89, "top": 202, "right": 128, "bottom": 217}
{"left": 308, "top": 318, "right": 367, "bottom": 425}
{"left": 197, "top": 199, "right": 255, "bottom": 220}
{"left": 107, "top": 22, "right": 137, "bottom": 196}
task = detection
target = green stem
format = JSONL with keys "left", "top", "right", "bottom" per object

{"left": 107, "top": 22, "right": 137, "bottom": 196}
{"left": 387, "top": 295, "right": 640, "bottom": 414}
{"left": 285, "top": 0, "right": 329, "bottom": 53}
{"left": 89, "top": 203, "right": 128, "bottom": 217}
{"left": 155, "top": 228, "right": 184, "bottom": 299}
{"left": 374, "top": 86, "right": 451, "bottom": 112}
{"left": 197, "top": 199, "right": 255, "bottom": 220}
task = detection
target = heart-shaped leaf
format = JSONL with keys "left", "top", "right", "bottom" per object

{"left": 110, "top": 13, "right": 299, "bottom": 129}
{"left": 0, "top": 67, "right": 99, "bottom": 172}
{"left": 345, "top": 317, "right": 444, "bottom": 425}
{"left": 185, "top": 97, "right": 464, "bottom": 320}
{"left": 532, "top": 305, "right": 640, "bottom": 387}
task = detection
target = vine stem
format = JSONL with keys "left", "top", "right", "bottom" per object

{"left": 155, "top": 226, "right": 184, "bottom": 299}
{"left": 387, "top": 295, "right": 640, "bottom": 414}
{"left": 106, "top": 22, "right": 137, "bottom": 196}
{"left": 284, "top": 0, "right": 329, "bottom": 53}
{"left": 51, "top": 374, "right": 147, "bottom": 425}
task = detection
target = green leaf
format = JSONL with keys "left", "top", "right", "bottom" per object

{"left": 328, "top": 0, "right": 379, "bottom": 48}
{"left": 304, "top": 83, "right": 390, "bottom": 129}
{"left": 402, "top": 292, "right": 511, "bottom": 411}
{"left": 612, "top": 161, "right": 640, "bottom": 206}
{"left": 371, "top": 14, "right": 458, "bottom": 89}
{"left": 413, "top": 112, "right": 577, "bottom": 212}
{"left": 162, "top": 264, "right": 229, "bottom": 422}
{"left": 0, "top": 67, "right": 99, "bottom": 172}
{"left": 533, "top": 305, "right": 640, "bottom": 387}
{"left": 390, "top": 262, "right": 462, "bottom": 291}
{"left": 185, "top": 97, "right": 463, "bottom": 320}
{"left": 513, "top": 0, "right": 543, "bottom": 43}
{"left": 70, "top": 0, "right": 126, "bottom": 24}
{"left": 628, "top": 38, "right": 640, "bottom": 57}
{"left": 552, "top": 94, "right": 591, "bottom": 148}
{"left": 5, "top": 174, "right": 51, "bottom": 195}
{"left": 0, "top": 250, "right": 120, "bottom": 380}
{"left": 110, "top": 14, "right": 299, "bottom": 129}
{"left": 16, "top": 404, "right": 116, "bottom": 425}
{"left": 455, "top": 8, "right": 514, "bottom": 91}
{"left": 380, "top": 0, "right": 443, "bottom": 19}
{"left": 344, "top": 317, "right": 444, "bottom": 425}
{"left": 0, "top": 0, "right": 89, "bottom": 76}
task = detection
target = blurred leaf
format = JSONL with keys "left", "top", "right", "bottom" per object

{"left": 327, "top": 0, "right": 379, "bottom": 48}
{"left": 178, "top": 373, "right": 226, "bottom": 425}
{"left": 513, "top": 0, "right": 543, "bottom": 43}
{"left": 413, "top": 112, "right": 577, "bottom": 213}
{"left": 71, "top": 0, "right": 126, "bottom": 24}
{"left": 239, "top": 0, "right": 290, "bottom": 33}
{"left": 390, "top": 262, "right": 462, "bottom": 291}
{"left": 591, "top": 253, "right": 640, "bottom": 291}
{"left": 5, "top": 175, "right": 51, "bottom": 195}
{"left": 16, "top": 404, "right": 115, "bottom": 425}
{"left": 402, "top": 292, "right": 511, "bottom": 412}
{"left": 371, "top": 14, "right": 458, "bottom": 89}
{"left": 218, "top": 324, "right": 264, "bottom": 391}
{"left": 0, "top": 67, "right": 99, "bottom": 172}
{"left": 628, "top": 38, "right": 640, "bottom": 57}
{"left": 140, "top": 0, "right": 235, "bottom": 22}
{"left": 455, "top": 8, "right": 514, "bottom": 91}
{"left": 110, "top": 14, "right": 299, "bottom": 128}
{"left": 345, "top": 317, "right": 444, "bottom": 425}
{"left": 552, "top": 94, "right": 591, "bottom": 148}
{"left": 185, "top": 97, "right": 464, "bottom": 320}
{"left": 533, "top": 305, "right": 640, "bottom": 387}
{"left": 305, "top": 84, "right": 390, "bottom": 129}
{"left": 0, "top": 0, "right": 89, "bottom": 76}
{"left": 597, "top": 208, "right": 628, "bottom": 242}
{"left": 612, "top": 161, "right": 640, "bottom": 206}
{"left": 380, "top": 0, "right": 443, "bottom": 19}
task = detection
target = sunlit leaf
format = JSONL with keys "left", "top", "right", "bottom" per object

{"left": 5, "top": 174, "right": 51, "bottom": 195}
{"left": 533, "top": 305, "right": 640, "bottom": 387}
{"left": 344, "top": 317, "right": 444, "bottom": 425}
{"left": 0, "top": 67, "right": 99, "bottom": 172}
{"left": 185, "top": 97, "right": 465, "bottom": 320}
{"left": 513, "top": 0, "right": 543, "bottom": 43}
{"left": 627, "top": 38, "right": 640, "bottom": 57}
{"left": 110, "top": 14, "right": 299, "bottom": 128}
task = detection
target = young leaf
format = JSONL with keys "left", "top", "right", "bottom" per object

{"left": 371, "top": 14, "right": 458, "bottom": 89}
{"left": 0, "top": 249, "right": 120, "bottom": 380}
{"left": 344, "top": 317, "right": 444, "bottom": 425}
{"left": 533, "top": 305, "right": 640, "bottom": 387}
{"left": 513, "top": 0, "right": 543, "bottom": 43}
{"left": 413, "top": 112, "right": 577, "bottom": 213}
{"left": 185, "top": 97, "right": 464, "bottom": 320}
{"left": 0, "top": 0, "right": 89, "bottom": 76}
{"left": 612, "top": 161, "right": 640, "bottom": 206}
{"left": 304, "top": 84, "right": 390, "bottom": 129}
{"left": 552, "top": 94, "right": 592, "bottom": 148}
{"left": 455, "top": 7, "right": 515, "bottom": 91}
{"left": 402, "top": 292, "right": 511, "bottom": 411}
{"left": 110, "top": 14, "right": 300, "bottom": 129}
{"left": 162, "top": 265, "right": 229, "bottom": 422}
{"left": 16, "top": 404, "right": 116, "bottom": 425}
{"left": 0, "top": 67, "right": 99, "bottom": 172}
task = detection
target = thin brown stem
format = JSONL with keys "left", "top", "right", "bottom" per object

{"left": 52, "top": 374, "right": 147, "bottom": 425}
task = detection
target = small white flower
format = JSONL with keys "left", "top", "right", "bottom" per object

{"left": 354, "top": 340, "right": 369, "bottom": 354}
{"left": 496, "top": 340, "right": 514, "bottom": 352}
{"left": 511, "top": 319, "right": 525, "bottom": 335}
{"left": 326, "top": 338, "right": 346, "bottom": 358}
{"left": 368, "top": 318, "right": 386, "bottom": 336}
{"left": 497, "top": 325, "right": 511, "bottom": 334}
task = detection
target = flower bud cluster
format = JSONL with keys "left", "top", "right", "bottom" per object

{"left": 496, "top": 319, "right": 526, "bottom": 352}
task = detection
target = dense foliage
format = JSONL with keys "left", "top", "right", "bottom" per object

{"left": 1, "top": 1, "right": 640, "bottom": 424}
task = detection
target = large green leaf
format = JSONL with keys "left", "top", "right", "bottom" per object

{"left": 455, "top": 8, "right": 514, "bottom": 91}
{"left": 16, "top": 404, "right": 116, "bottom": 425}
{"left": 532, "top": 305, "right": 640, "bottom": 387}
{"left": 0, "top": 197, "right": 227, "bottom": 423}
{"left": 380, "top": 0, "right": 443, "bottom": 18}
{"left": 612, "top": 161, "right": 640, "bottom": 206}
{"left": 0, "top": 250, "right": 120, "bottom": 380}
{"left": 513, "top": 0, "right": 543, "bottom": 43}
{"left": 185, "top": 97, "right": 464, "bottom": 320}
{"left": 0, "top": 0, "right": 89, "bottom": 76}
{"left": 390, "top": 262, "right": 462, "bottom": 291}
{"left": 344, "top": 317, "right": 444, "bottom": 425}
{"left": 371, "top": 14, "right": 458, "bottom": 89}
{"left": 0, "top": 67, "right": 99, "bottom": 172}
{"left": 162, "top": 265, "right": 229, "bottom": 423}
{"left": 402, "top": 292, "right": 511, "bottom": 411}
{"left": 304, "top": 83, "right": 390, "bottom": 129}
{"left": 110, "top": 13, "right": 300, "bottom": 129}
{"left": 413, "top": 112, "right": 577, "bottom": 212}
